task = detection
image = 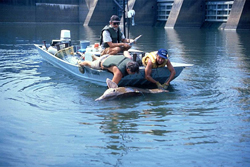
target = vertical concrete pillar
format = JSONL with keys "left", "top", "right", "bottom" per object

{"left": 83, "top": 0, "right": 157, "bottom": 26}
{"left": 84, "top": 0, "right": 118, "bottom": 26}
{"left": 165, "top": 0, "right": 184, "bottom": 28}
{"left": 165, "top": 0, "right": 206, "bottom": 28}
{"left": 79, "top": 0, "right": 88, "bottom": 23}
{"left": 128, "top": 0, "right": 136, "bottom": 9}
{"left": 225, "top": 0, "right": 250, "bottom": 30}
{"left": 83, "top": 0, "right": 98, "bottom": 26}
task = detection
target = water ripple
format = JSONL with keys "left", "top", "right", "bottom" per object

{"left": 1, "top": 28, "right": 250, "bottom": 167}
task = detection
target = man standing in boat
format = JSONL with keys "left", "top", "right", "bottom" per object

{"left": 79, "top": 51, "right": 139, "bottom": 85}
{"left": 100, "top": 15, "right": 134, "bottom": 55}
{"left": 142, "top": 49, "right": 176, "bottom": 90}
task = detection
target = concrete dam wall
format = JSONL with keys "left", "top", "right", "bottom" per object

{"left": 0, "top": 0, "right": 81, "bottom": 23}
{"left": 0, "top": 0, "right": 157, "bottom": 26}
{"left": 0, "top": 0, "right": 249, "bottom": 29}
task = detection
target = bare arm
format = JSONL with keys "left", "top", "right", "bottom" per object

{"left": 121, "top": 38, "right": 133, "bottom": 43}
{"left": 107, "top": 66, "right": 123, "bottom": 85}
{"left": 145, "top": 59, "right": 158, "bottom": 84}
{"left": 106, "top": 41, "right": 130, "bottom": 48}
{"left": 79, "top": 61, "right": 92, "bottom": 68}
{"left": 123, "top": 51, "right": 132, "bottom": 59}
{"left": 103, "top": 30, "right": 131, "bottom": 48}
{"left": 165, "top": 60, "right": 176, "bottom": 85}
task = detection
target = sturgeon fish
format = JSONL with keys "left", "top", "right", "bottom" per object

{"left": 95, "top": 78, "right": 168, "bottom": 101}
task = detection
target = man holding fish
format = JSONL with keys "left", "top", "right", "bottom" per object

{"left": 94, "top": 49, "right": 175, "bottom": 100}
{"left": 142, "top": 49, "right": 176, "bottom": 90}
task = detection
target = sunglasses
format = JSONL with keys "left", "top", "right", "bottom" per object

{"left": 113, "top": 22, "right": 120, "bottom": 25}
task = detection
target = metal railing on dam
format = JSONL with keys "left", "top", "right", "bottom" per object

{"left": 157, "top": 0, "right": 174, "bottom": 21}
{"left": 157, "top": 0, "right": 234, "bottom": 22}
{"left": 205, "top": 1, "right": 234, "bottom": 22}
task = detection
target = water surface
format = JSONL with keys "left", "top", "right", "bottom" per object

{"left": 0, "top": 24, "right": 250, "bottom": 167}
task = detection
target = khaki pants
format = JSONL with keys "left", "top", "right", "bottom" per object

{"left": 90, "top": 54, "right": 110, "bottom": 69}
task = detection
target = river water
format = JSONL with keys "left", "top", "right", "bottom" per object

{"left": 0, "top": 24, "right": 250, "bottom": 167}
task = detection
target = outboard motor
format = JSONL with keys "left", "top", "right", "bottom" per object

{"left": 49, "top": 30, "right": 72, "bottom": 54}
{"left": 60, "top": 30, "right": 71, "bottom": 47}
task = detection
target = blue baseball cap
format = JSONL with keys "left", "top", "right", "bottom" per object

{"left": 157, "top": 49, "right": 168, "bottom": 59}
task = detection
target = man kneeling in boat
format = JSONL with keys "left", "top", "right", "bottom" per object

{"left": 100, "top": 15, "right": 134, "bottom": 55}
{"left": 142, "top": 49, "right": 176, "bottom": 90}
{"left": 78, "top": 51, "right": 139, "bottom": 85}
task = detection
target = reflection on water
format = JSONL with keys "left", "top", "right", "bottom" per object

{"left": 0, "top": 24, "right": 250, "bottom": 167}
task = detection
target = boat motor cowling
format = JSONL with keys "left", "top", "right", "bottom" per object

{"left": 60, "top": 30, "right": 71, "bottom": 46}
{"left": 50, "top": 30, "right": 72, "bottom": 51}
{"left": 60, "top": 30, "right": 71, "bottom": 41}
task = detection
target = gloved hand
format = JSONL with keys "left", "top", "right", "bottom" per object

{"left": 162, "top": 83, "right": 169, "bottom": 90}
{"left": 156, "top": 82, "right": 164, "bottom": 89}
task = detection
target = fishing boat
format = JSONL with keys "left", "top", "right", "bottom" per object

{"left": 34, "top": 30, "right": 192, "bottom": 87}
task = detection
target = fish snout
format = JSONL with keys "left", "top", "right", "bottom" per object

{"left": 95, "top": 97, "right": 102, "bottom": 101}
